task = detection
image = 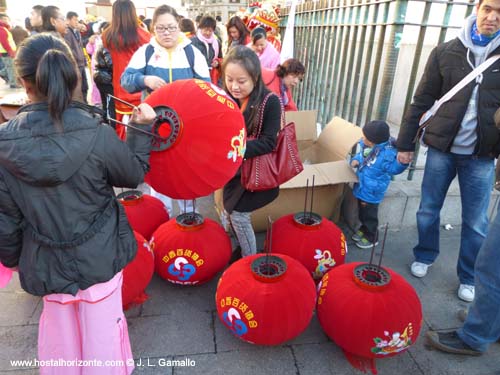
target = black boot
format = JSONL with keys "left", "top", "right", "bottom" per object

{"left": 229, "top": 246, "right": 242, "bottom": 264}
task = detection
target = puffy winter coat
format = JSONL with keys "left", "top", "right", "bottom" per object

{"left": 352, "top": 139, "right": 408, "bottom": 204}
{"left": 0, "top": 102, "right": 152, "bottom": 296}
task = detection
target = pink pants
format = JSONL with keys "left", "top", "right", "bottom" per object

{"left": 38, "top": 273, "right": 134, "bottom": 375}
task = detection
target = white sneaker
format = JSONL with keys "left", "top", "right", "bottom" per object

{"left": 410, "top": 261, "right": 431, "bottom": 278}
{"left": 458, "top": 284, "right": 475, "bottom": 302}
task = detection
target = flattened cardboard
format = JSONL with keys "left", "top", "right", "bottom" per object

{"left": 214, "top": 112, "right": 363, "bottom": 232}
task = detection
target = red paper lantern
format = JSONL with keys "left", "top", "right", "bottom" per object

{"left": 317, "top": 262, "right": 422, "bottom": 374}
{"left": 271, "top": 212, "right": 346, "bottom": 281}
{"left": 216, "top": 254, "right": 316, "bottom": 345}
{"left": 117, "top": 190, "right": 169, "bottom": 240}
{"left": 152, "top": 213, "right": 231, "bottom": 285}
{"left": 144, "top": 79, "right": 246, "bottom": 199}
{"left": 122, "top": 231, "right": 155, "bottom": 310}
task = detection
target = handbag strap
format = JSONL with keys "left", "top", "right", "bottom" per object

{"left": 252, "top": 92, "right": 282, "bottom": 137}
{"left": 419, "top": 54, "right": 500, "bottom": 126}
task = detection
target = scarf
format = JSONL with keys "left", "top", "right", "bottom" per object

{"left": 196, "top": 29, "right": 219, "bottom": 62}
{"left": 471, "top": 21, "right": 500, "bottom": 46}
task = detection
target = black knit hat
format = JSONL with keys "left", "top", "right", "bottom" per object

{"left": 363, "top": 120, "right": 390, "bottom": 144}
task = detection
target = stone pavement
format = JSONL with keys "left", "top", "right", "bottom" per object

{"left": 1, "top": 193, "right": 500, "bottom": 375}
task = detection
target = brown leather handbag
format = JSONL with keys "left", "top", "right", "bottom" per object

{"left": 241, "top": 93, "right": 304, "bottom": 192}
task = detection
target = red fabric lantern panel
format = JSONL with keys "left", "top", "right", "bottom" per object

{"left": 122, "top": 231, "right": 155, "bottom": 310}
{"left": 118, "top": 190, "right": 169, "bottom": 240}
{"left": 152, "top": 213, "right": 231, "bottom": 285}
{"left": 271, "top": 212, "right": 346, "bottom": 281}
{"left": 144, "top": 79, "right": 246, "bottom": 199}
{"left": 216, "top": 254, "right": 316, "bottom": 345}
{"left": 317, "top": 262, "right": 423, "bottom": 374}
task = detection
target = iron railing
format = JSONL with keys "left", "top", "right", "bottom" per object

{"left": 280, "top": 0, "right": 477, "bottom": 125}
{"left": 279, "top": 0, "right": 476, "bottom": 179}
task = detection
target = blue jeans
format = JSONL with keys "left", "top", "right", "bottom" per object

{"left": 413, "top": 147, "right": 494, "bottom": 285}
{"left": 457, "top": 201, "right": 500, "bottom": 351}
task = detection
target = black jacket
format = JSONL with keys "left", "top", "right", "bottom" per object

{"left": 397, "top": 38, "right": 500, "bottom": 157}
{"left": 94, "top": 46, "right": 113, "bottom": 86}
{"left": 64, "top": 28, "right": 87, "bottom": 68}
{"left": 0, "top": 102, "right": 152, "bottom": 296}
{"left": 191, "top": 35, "right": 223, "bottom": 68}
{"left": 223, "top": 93, "right": 281, "bottom": 214}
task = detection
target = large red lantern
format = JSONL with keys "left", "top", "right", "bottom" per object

{"left": 152, "top": 213, "right": 231, "bottom": 285}
{"left": 216, "top": 254, "right": 316, "bottom": 345}
{"left": 317, "top": 262, "right": 423, "bottom": 374}
{"left": 122, "top": 231, "right": 155, "bottom": 310}
{"left": 144, "top": 79, "right": 246, "bottom": 199}
{"left": 117, "top": 190, "right": 169, "bottom": 240}
{"left": 271, "top": 212, "right": 346, "bottom": 281}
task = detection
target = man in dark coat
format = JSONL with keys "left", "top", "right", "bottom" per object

{"left": 396, "top": 0, "right": 500, "bottom": 303}
{"left": 64, "top": 11, "right": 89, "bottom": 102}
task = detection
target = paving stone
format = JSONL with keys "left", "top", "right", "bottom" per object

{"left": 141, "top": 274, "right": 219, "bottom": 317}
{"left": 293, "top": 341, "right": 423, "bottom": 375}
{"left": 128, "top": 310, "right": 214, "bottom": 358}
{"left": 0, "top": 293, "right": 40, "bottom": 327}
{"left": 172, "top": 347, "right": 297, "bottom": 375}
{"left": 0, "top": 325, "right": 38, "bottom": 371}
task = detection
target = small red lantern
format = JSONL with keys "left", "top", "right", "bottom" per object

{"left": 271, "top": 212, "right": 346, "bottom": 281}
{"left": 216, "top": 254, "right": 316, "bottom": 345}
{"left": 117, "top": 190, "right": 169, "bottom": 240}
{"left": 144, "top": 79, "right": 246, "bottom": 199}
{"left": 152, "top": 213, "right": 231, "bottom": 285}
{"left": 317, "top": 262, "right": 423, "bottom": 374}
{"left": 122, "top": 231, "right": 155, "bottom": 310}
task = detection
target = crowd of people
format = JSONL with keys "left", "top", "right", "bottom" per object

{"left": 0, "top": 0, "right": 499, "bottom": 372}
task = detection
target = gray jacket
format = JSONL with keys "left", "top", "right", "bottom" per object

{"left": 0, "top": 102, "right": 152, "bottom": 296}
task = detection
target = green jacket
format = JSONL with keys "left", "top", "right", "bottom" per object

{"left": 0, "top": 102, "right": 152, "bottom": 296}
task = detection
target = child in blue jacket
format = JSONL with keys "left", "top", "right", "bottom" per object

{"left": 351, "top": 121, "right": 409, "bottom": 249}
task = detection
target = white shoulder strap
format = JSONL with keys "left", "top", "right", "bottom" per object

{"left": 420, "top": 54, "right": 500, "bottom": 125}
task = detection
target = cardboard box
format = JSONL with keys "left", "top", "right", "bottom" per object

{"left": 214, "top": 111, "right": 363, "bottom": 232}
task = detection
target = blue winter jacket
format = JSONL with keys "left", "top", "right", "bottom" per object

{"left": 352, "top": 138, "right": 408, "bottom": 204}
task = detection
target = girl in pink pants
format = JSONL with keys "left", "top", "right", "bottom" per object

{"left": 38, "top": 272, "right": 134, "bottom": 375}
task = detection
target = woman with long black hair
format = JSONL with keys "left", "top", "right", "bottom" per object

{"left": 222, "top": 46, "right": 282, "bottom": 259}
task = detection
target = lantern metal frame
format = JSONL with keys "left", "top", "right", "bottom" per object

{"left": 117, "top": 190, "right": 144, "bottom": 206}
{"left": 105, "top": 94, "right": 184, "bottom": 151}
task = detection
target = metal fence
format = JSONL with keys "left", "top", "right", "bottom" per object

{"left": 280, "top": 0, "right": 476, "bottom": 129}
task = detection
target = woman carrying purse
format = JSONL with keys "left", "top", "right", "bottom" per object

{"left": 222, "top": 46, "right": 282, "bottom": 259}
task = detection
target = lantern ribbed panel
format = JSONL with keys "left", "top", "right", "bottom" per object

{"left": 317, "top": 262, "right": 422, "bottom": 359}
{"left": 122, "top": 231, "right": 155, "bottom": 309}
{"left": 120, "top": 194, "right": 169, "bottom": 240}
{"left": 152, "top": 217, "right": 231, "bottom": 285}
{"left": 271, "top": 214, "right": 346, "bottom": 281}
{"left": 216, "top": 254, "right": 316, "bottom": 345}
{"left": 144, "top": 79, "right": 246, "bottom": 199}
